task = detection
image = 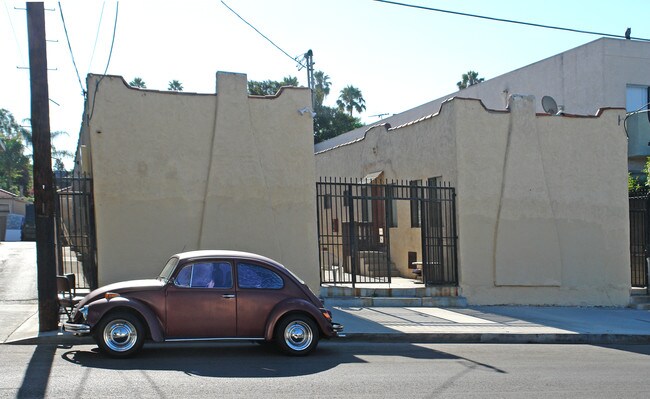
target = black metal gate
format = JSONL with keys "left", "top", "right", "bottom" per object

{"left": 629, "top": 195, "right": 649, "bottom": 288}
{"left": 317, "top": 177, "right": 458, "bottom": 286}
{"left": 54, "top": 172, "right": 98, "bottom": 290}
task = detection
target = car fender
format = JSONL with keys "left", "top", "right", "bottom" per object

{"left": 85, "top": 296, "right": 165, "bottom": 342}
{"left": 264, "top": 298, "right": 332, "bottom": 340}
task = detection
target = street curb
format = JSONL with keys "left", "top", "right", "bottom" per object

{"left": 5, "top": 332, "right": 650, "bottom": 346}
{"left": 336, "top": 333, "right": 650, "bottom": 345}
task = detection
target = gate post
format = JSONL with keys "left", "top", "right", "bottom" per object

{"left": 384, "top": 185, "right": 392, "bottom": 284}
{"left": 419, "top": 185, "right": 429, "bottom": 285}
{"left": 347, "top": 184, "right": 356, "bottom": 288}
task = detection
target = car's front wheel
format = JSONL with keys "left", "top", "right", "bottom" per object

{"left": 275, "top": 314, "right": 319, "bottom": 356}
{"left": 95, "top": 311, "right": 145, "bottom": 358}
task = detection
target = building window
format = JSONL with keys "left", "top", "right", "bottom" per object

{"left": 409, "top": 180, "right": 421, "bottom": 227}
{"left": 428, "top": 176, "right": 440, "bottom": 187}
{"left": 627, "top": 85, "right": 649, "bottom": 112}
{"left": 408, "top": 251, "right": 418, "bottom": 269}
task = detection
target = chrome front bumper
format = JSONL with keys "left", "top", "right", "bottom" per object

{"left": 63, "top": 321, "right": 91, "bottom": 336}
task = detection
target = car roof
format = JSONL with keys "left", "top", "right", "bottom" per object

{"left": 172, "top": 250, "right": 285, "bottom": 268}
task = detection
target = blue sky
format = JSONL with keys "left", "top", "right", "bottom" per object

{"left": 2, "top": 0, "right": 649, "bottom": 167}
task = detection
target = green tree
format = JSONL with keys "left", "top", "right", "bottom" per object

{"left": 0, "top": 109, "right": 32, "bottom": 195}
{"left": 313, "top": 70, "right": 331, "bottom": 108}
{"left": 246, "top": 74, "right": 364, "bottom": 143}
{"left": 336, "top": 85, "right": 366, "bottom": 117}
{"left": 629, "top": 172, "right": 641, "bottom": 192}
{"left": 313, "top": 105, "right": 363, "bottom": 144}
{"left": 129, "top": 77, "right": 147, "bottom": 88}
{"left": 457, "top": 70, "right": 485, "bottom": 90}
{"left": 167, "top": 80, "right": 184, "bottom": 91}
{"left": 247, "top": 76, "right": 299, "bottom": 96}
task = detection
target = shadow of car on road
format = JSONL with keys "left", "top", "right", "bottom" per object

{"left": 60, "top": 341, "right": 506, "bottom": 378}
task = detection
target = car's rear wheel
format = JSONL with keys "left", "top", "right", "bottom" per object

{"left": 275, "top": 314, "right": 319, "bottom": 356}
{"left": 95, "top": 311, "right": 145, "bottom": 358}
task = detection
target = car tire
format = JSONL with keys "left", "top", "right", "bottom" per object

{"left": 275, "top": 314, "right": 319, "bottom": 356}
{"left": 95, "top": 311, "right": 145, "bottom": 358}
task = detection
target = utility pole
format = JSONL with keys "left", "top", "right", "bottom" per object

{"left": 304, "top": 49, "right": 315, "bottom": 109}
{"left": 27, "top": 2, "right": 58, "bottom": 332}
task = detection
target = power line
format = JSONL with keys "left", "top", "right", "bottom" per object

{"left": 87, "top": 1, "right": 106, "bottom": 75}
{"left": 58, "top": 2, "right": 86, "bottom": 96}
{"left": 374, "top": 0, "right": 650, "bottom": 42}
{"left": 3, "top": 2, "right": 26, "bottom": 63}
{"left": 102, "top": 1, "right": 118, "bottom": 76}
{"left": 88, "top": 1, "right": 119, "bottom": 122}
{"left": 220, "top": 0, "right": 306, "bottom": 68}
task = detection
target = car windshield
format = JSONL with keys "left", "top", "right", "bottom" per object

{"left": 158, "top": 257, "right": 179, "bottom": 283}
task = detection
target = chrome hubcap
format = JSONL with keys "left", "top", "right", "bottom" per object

{"left": 284, "top": 321, "right": 313, "bottom": 351}
{"left": 103, "top": 319, "right": 138, "bottom": 352}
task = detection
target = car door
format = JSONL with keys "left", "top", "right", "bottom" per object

{"left": 235, "top": 261, "right": 290, "bottom": 338}
{"left": 165, "top": 260, "right": 236, "bottom": 338}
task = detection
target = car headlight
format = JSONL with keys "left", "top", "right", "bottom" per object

{"left": 79, "top": 306, "right": 89, "bottom": 321}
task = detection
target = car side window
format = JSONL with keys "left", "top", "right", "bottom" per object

{"left": 237, "top": 262, "right": 284, "bottom": 289}
{"left": 175, "top": 265, "right": 192, "bottom": 287}
{"left": 174, "top": 262, "right": 233, "bottom": 289}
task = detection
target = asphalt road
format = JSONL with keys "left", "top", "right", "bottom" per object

{"left": 1, "top": 342, "right": 649, "bottom": 398}
{"left": 0, "top": 242, "right": 37, "bottom": 303}
{"left": 0, "top": 242, "right": 38, "bottom": 343}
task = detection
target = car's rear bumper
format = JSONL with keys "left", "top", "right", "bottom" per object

{"left": 63, "top": 321, "right": 91, "bottom": 336}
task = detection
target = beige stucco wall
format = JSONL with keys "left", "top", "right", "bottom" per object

{"left": 456, "top": 96, "right": 629, "bottom": 305}
{"left": 81, "top": 72, "right": 319, "bottom": 289}
{"left": 316, "top": 95, "right": 630, "bottom": 306}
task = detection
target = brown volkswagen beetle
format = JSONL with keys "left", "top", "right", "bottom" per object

{"left": 64, "top": 250, "right": 342, "bottom": 358}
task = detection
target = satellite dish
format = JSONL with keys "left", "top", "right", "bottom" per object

{"left": 541, "top": 96, "right": 558, "bottom": 115}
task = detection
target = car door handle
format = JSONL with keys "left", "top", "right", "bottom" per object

{"left": 222, "top": 294, "right": 236, "bottom": 299}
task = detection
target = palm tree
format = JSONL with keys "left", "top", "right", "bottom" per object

{"left": 129, "top": 77, "right": 147, "bottom": 89}
{"left": 11, "top": 114, "right": 72, "bottom": 164}
{"left": 280, "top": 76, "right": 299, "bottom": 87}
{"left": 167, "top": 80, "right": 184, "bottom": 91}
{"left": 336, "top": 85, "right": 366, "bottom": 116}
{"left": 457, "top": 71, "right": 484, "bottom": 90}
{"left": 313, "top": 71, "right": 331, "bottom": 108}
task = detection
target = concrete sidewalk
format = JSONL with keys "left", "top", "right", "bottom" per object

{"left": 330, "top": 305, "right": 650, "bottom": 344}
{"left": 3, "top": 303, "right": 650, "bottom": 346}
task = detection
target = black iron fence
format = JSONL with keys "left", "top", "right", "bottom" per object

{"left": 54, "top": 172, "right": 98, "bottom": 290}
{"left": 317, "top": 177, "right": 458, "bottom": 287}
{"left": 629, "top": 194, "right": 649, "bottom": 288}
